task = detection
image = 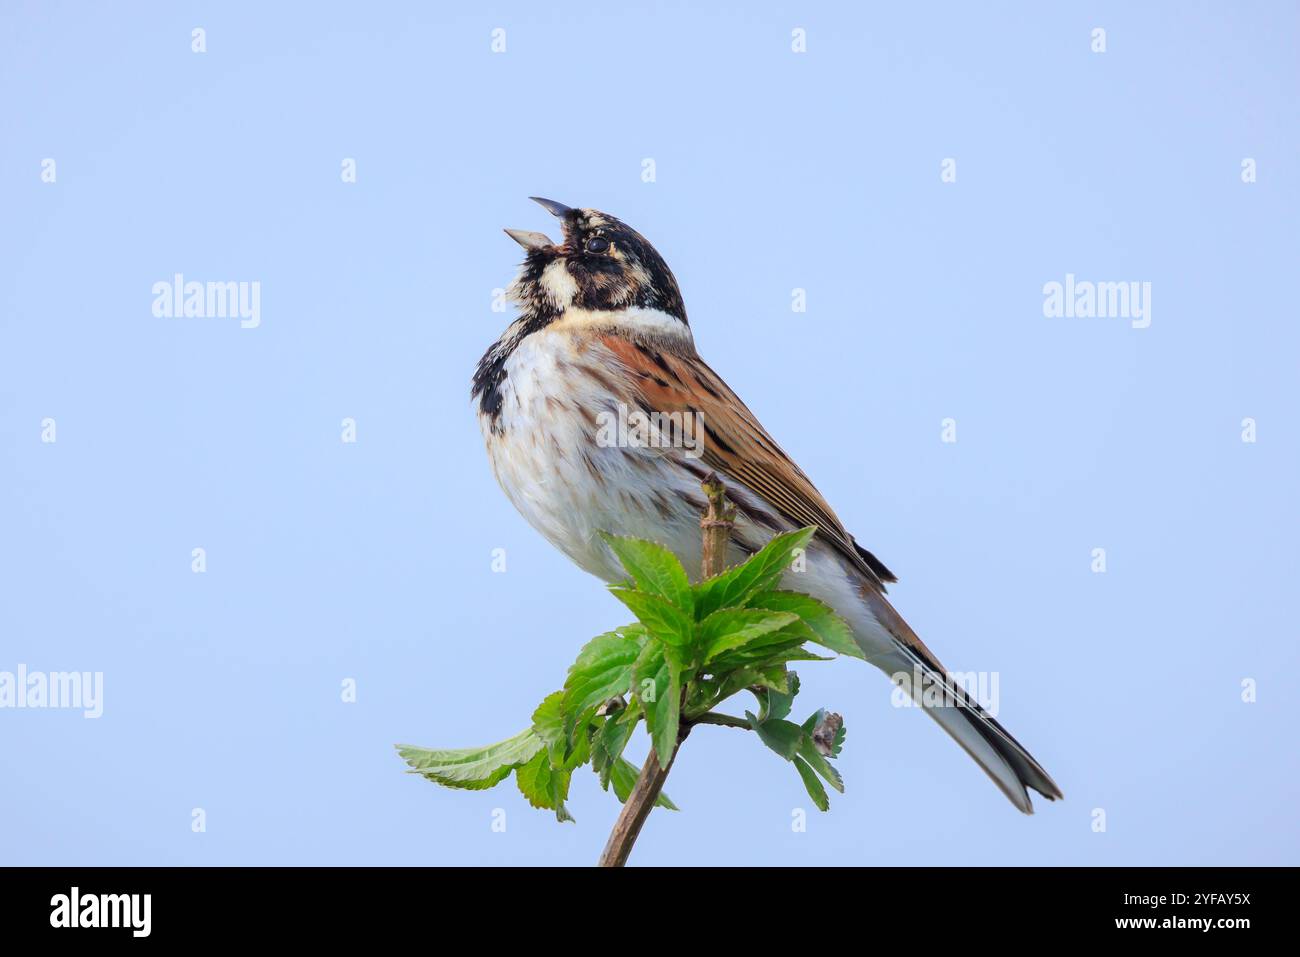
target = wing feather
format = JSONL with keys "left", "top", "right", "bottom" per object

{"left": 599, "top": 335, "right": 896, "bottom": 591}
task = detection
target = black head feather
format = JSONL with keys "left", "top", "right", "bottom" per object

{"left": 548, "top": 207, "right": 687, "bottom": 323}
{"left": 473, "top": 205, "right": 687, "bottom": 423}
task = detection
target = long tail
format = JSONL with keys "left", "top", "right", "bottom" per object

{"left": 860, "top": 590, "right": 1063, "bottom": 814}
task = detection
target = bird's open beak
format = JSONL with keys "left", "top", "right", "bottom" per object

{"left": 503, "top": 228, "right": 555, "bottom": 251}
{"left": 505, "top": 197, "right": 574, "bottom": 250}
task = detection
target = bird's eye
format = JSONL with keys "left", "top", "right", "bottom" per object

{"left": 585, "top": 236, "right": 610, "bottom": 253}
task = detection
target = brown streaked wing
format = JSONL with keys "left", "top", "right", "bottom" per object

{"left": 599, "top": 335, "right": 893, "bottom": 592}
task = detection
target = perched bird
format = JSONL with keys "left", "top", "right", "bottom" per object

{"left": 473, "top": 198, "right": 1062, "bottom": 813}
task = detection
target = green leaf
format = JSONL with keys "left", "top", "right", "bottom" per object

{"left": 608, "top": 587, "right": 694, "bottom": 649}
{"left": 784, "top": 710, "right": 847, "bottom": 792}
{"left": 707, "top": 632, "right": 811, "bottom": 674}
{"left": 616, "top": 694, "right": 643, "bottom": 726}
{"left": 516, "top": 750, "right": 574, "bottom": 822}
{"left": 745, "top": 712, "right": 804, "bottom": 760}
{"left": 396, "top": 729, "right": 543, "bottom": 790}
{"left": 591, "top": 714, "right": 636, "bottom": 788}
{"left": 631, "top": 641, "right": 681, "bottom": 768}
{"left": 745, "top": 590, "right": 864, "bottom": 660}
{"left": 801, "top": 708, "right": 825, "bottom": 735}
{"left": 599, "top": 533, "right": 693, "bottom": 613}
{"left": 757, "top": 672, "right": 801, "bottom": 722}
{"left": 531, "top": 691, "right": 568, "bottom": 767}
{"left": 562, "top": 627, "right": 644, "bottom": 737}
{"left": 758, "top": 647, "right": 834, "bottom": 665}
{"left": 608, "top": 756, "right": 638, "bottom": 802}
{"left": 560, "top": 719, "right": 593, "bottom": 772}
{"left": 609, "top": 758, "right": 679, "bottom": 810}
{"left": 716, "top": 664, "right": 790, "bottom": 703}
{"left": 631, "top": 640, "right": 669, "bottom": 708}
{"left": 650, "top": 671, "right": 681, "bottom": 768}
{"left": 797, "top": 736, "right": 844, "bottom": 793}
{"left": 793, "top": 755, "right": 830, "bottom": 811}
{"left": 693, "top": 526, "right": 817, "bottom": 618}
{"left": 699, "top": 608, "right": 800, "bottom": 663}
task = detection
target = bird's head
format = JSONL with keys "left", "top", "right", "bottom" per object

{"left": 504, "top": 198, "right": 688, "bottom": 328}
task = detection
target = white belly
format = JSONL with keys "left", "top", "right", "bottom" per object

{"left": 479, "top": 329, "right": 722, "bottom": 580}
{"left": 477, "top": 327, "right": 895, "bottom": 661}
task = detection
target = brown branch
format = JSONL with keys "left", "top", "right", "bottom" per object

{"left": 596, "top": 472, "right": 735, "bottom": 867}
{"left": 595, "top": 725, "right": 688, "bottom": 868}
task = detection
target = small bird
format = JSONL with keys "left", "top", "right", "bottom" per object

{"left": 473, "top": 198, "right": 1062, "bottom": 813}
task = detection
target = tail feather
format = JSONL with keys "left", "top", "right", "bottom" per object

{"left": 902, "top": 657, "right": 1064, "bottom": 814}
{"left": 862, "top": 591, "right": 1063, "bottom": 814}
{"left": 918, "top": 687, "right": 1035, "bottom": 813}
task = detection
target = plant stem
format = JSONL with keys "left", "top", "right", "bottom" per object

{"left": 700, "top": 471, "right": 737, "bottom": 580}
{"left": 693, "top": 711, "right": 752, "bottom": 730}
{"left": 595, "top": 726, "right": 687, "bottom": 867}
{"left": 596, "top": 473, "right": 735, "bottom": 868}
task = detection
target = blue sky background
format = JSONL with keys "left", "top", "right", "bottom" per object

{"left": 2, "top": 1, "right": 1297, "bottom": 866}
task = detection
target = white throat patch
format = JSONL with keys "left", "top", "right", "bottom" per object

{"left": 552, "top": 305, "right": 693, "bottom": 345}
{"left": 538, "top": 260, "right": 579, "bottom": 309}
